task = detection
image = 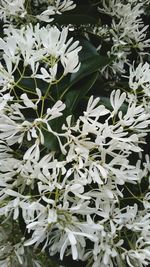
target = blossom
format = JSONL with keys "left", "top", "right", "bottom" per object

{"left": 0, "top": 98, "right": 65, "bottom": 145}
{"left": 61, "top": 50, "right": 81, "bottom": 75}
{"left": 129, "top": 62, "right": 150, "bottom": 97}
{"left": 0, "top": 1, "right": 150, "bottom": 266}
{"left": 0, "top": 89, "right": 150, "bottom": 265}
{"left": 35, "top": 66, "right": 58, "bottom": 83}
{"left": 0, "top": 0, "right": 76, "bottom": 23}
{"left": 110, "top": 89, "right": 126, "bottom": 115}
{"left": 97, "top": 0, "right": 150, "bottom": 76}
{"left": 99, "top": 0, "right": 149, "bottom": 49}
{"left": 122, "top": 238, "right": 150, "bottom": 267}
{"left": 55, "top": 0, "right": 76, "bottom": 13}
{"left": 0, "top": 60, "right": 15, "bottom": 92}
{"left": 20, "top": 88, "right": 41, "bottom": 110}
{"left": 36, "top": 0, "right": 76, "bottom": 22}
{"left": 0, "top": 24, "right": 81, "bottom": 81}
{"left": 0, "top": 0, "right": 26, "bottom": 22}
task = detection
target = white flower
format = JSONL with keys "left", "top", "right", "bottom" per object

{"left": 1, "top": 24, "right": 81, "bottom": 80}
{"left": 36, "top": 6, "right": 56, "bottom": 23}
{"left": 123, "top": 238, "right": 150, "bottom": 267}
{"left": 118, "top": 96, "right": 150, "bottom": 131}
{"left": 36, "top": 0, "right": 76, "bottom": 22}
{"left": 0, "top": 97, "right": 66, "bottom": 146}
{"left": 110, "top": 89, "right": 126, "bottom": 115}
{"left": 0, "top": 0, "right": 26, "bottom": 22}
{"left": 0, "top": 59, "right": 15, "bottom": 92}
{"left": 0, "top": 114, "right": 25, "bottom": 145}
{"left": 97, "top": 0, "right": 150, "bottom": 76}
{"left": 82, "top": 96, "right": 110, "bottom": 121}
{"left": 92, "top": 233, "right": 123, "bottom": 267}
{"left": 23, "top": 139, "right": 40, "bottom": 162}
{"left": 0, "top": 0, "right": 76, "bottom": 23}
{"left": 20, "top": 88, "right": 41, "bottom": 110}
{"left": 55, "top": 0, "right": 76, "bottom": 13}
{"left": 61, "top": 50, "right": 81, "bottom": 75}
{"left": 129, "top": 62, "right": 150, "bottom": 97}
{"left": 99, "top": 0, "right": 149, "bottom": 48}
{"left": 35, "top": 65, "right": 57, "bottom": 82}
{"left": 0, "top": 92, "right": 13, "bottom": 113}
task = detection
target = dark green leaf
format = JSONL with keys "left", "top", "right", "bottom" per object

{"left": 17, "top": 78, "right": 36, "bottom": 91}
{"left": 43, "top": 130, "right": 59, "bottom": 151}
{"left": 54, "top": 14, "right": 98, "bottom": 25}
{"left": 78, "top": 39, "right": 99, "bottom": 60}
{"left": 65, "top": 72, "right": 98, "bottom": 111}
{"left": 70, "top": 54, "right": 109, "bottom": 85}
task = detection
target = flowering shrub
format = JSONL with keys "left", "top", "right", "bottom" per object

{"left": 0, "top": 1, "right": 150, "bottom": 267}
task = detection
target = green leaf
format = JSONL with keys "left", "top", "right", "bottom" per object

{"left": 65, "top": 72, "right": 98, "bottom": 111}
{"left": 78, "top": 39, "right": 99, "bottom": 60}
{"left": 17, "top": 77, "right": 49, "bottom": 94}
{"left": 70, "top": 54, "right": 108, "bottom": 85}
{"left": 43, "top": 130, "right": 59, "bottom": 151}
{"left": 17, "top": 78, "right": 36, "bottom": 90}
{"left": 54, "top": 14, "right": 98, "bottom": 25}
{"left": 69, "top": 39, "right": 109, "bottom": 86}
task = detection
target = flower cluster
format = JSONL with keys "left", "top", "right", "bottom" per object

{"left": 0, "top": 24, "right": 81, "bottom": 89}
{"left": 0, "top": 0, "right": 76, "bottom": 23}
{"left": 93, "top": 0, "right": 150, "bottom": 76}
{"left": 0, "top": 87, "right": 150, "bottom": 266}
{"left": 0, "top": 1, "right": 150, "bottom": 267}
